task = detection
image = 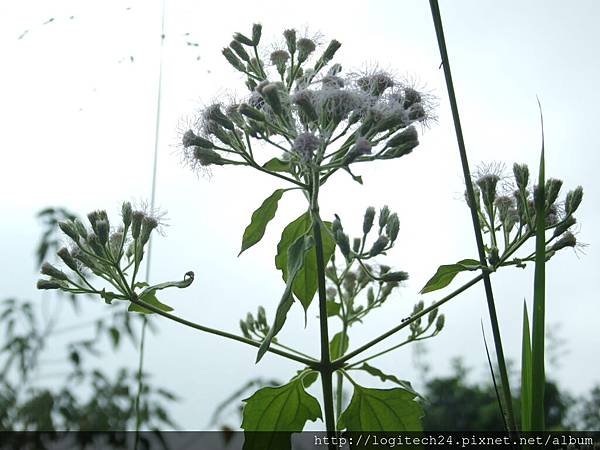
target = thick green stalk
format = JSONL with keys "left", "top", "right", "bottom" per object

{"left": 428, "top": 0, "right": 517, "bottom": 435}
{"left": 310, "top": 172, "right": 336, "bottom": 442}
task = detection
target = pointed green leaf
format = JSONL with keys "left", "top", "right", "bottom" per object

{"left": 521, "top": 301, "right": 532, "bottom": 432}
{"left": 293, "top": 369, "right": 319, "bottom": 388}
{"left": 257, "top": 235, "right": 310, "bottom": 362}
{"left": 263, "top": 157, "right": 291, "bottom": 173}
{"left": 531, "top": 127, "right": 547, "bottom": 431}
{"left": 240, "top": 189, "right": 287, "bottom": 255}
{"left": 356, "top": 363, "right": 418, "bottom": 395}
{"left": 275, "top": 213, "right": 335, "bottom": 312}
{"left": 420, "top": 259, "right": 479, "bottom": 294}
{"left": 338, "top": 383, "right": 423, "bottom": 433}
{"left": 329, "top": 332, "right": 349, "bottom": 360}
{"left": 241, "top": 377, "right": 322, "bottom": 450}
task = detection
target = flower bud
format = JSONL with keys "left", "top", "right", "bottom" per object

{"left": 193, "top": 147, "right": 225, "bottom": 166}
{"left": 37, "top": 279, "right": 64, "bottom": 290}
{"left": 488, "top": 246, "right": 500, "bottom": 266}
{"left": 381, "top": 271, "right": 409, "bottom": 283}
{"left": 363, "top": 207, "right": 375, "bottom": 235}
{"left": 297, "top": 38, "right": 316, "bottom": 62}
{"left": 140, "top": 216, "right": 158, "bottom": 246}
{"left": 251, "top": 23, "right": 262, "bottom": 45}
{"left": 335, "top": 230, "right": 351, "bottom": 259}
{"left": 332, "top": 215, "right": 343, "bottom": 236}
{"left": 230, "top": 40, "right": 250, "bottom": 62}
{"left": 428, "top": 308, "right": 438, "bottom": 325}
{"left": 57, "top": 247, "right": 78, "bottom": 272}
{"left": 544, "top": 178, "right": 563, "bottom": 207}
{"left": 256, "top": 306, "right": 267, "bottom": 326}
{"left": 283, "top": 29, "right": 297, "bottom": 54}
{"left": 385, "top": 126, "right": 418, "bottom": 149}
{"left": 385, "top": 213, "right": 400, "bottom": 241}
{"left": 121, "top": 202, "right": 132, "bottom": 228}
{"left": 476, "top": 175, "right": 500, "bottom": 207}
{"left": 369, "top": 235, "right": 389, "bottom": 257}
{"left": 58, "top": 221, "right": 79, "bottom": 242}
{"left": 182, "top": 130, "right": 215, "bottom": 149}
{"left": 240, "top": 320, "right": 251, "bottom": 339}
{"left": 131, "top": 211, "right": 144, "bottom": 239}
{"left": 318, "top": 39, "right": 342, "bottom": 66}
{"left": 96, "top": 219, "right": 109, "bottom": 246}
{"left": 513, "top": 163, "right": 529, "bottom": 191}
{"left": 565, "top": 186, "right": 583, "bottom": 215}
{"left": 245, "top": 313, "right": 255, "bottom": 332}
{"left": 206, "top": 105, "right": 235, "bottom": 131}
{"left": 552, "top": 215, "right": 576, "bottom": 238}
{"left": 74, "top": 219, "right": 88, "bottom": 239}
{"left": 87, "top": 233, "right": 104, "bottom": 256}
{"left": 367, "top": 287, "right": 375, "bottom": 305}
{"left": 270, "top": 50, "right": 289, "bottom": 69}
{"left": 379, "top": 206, "right": 390, "bottom": 230}
{"left": 352, "top": 237, "right": 361, "bottom": 253}
{"left": 41, "top": 262, "right": 69, "bottom": 281}
{"left": 233, "top": 32, "right": 254, "bottom": 46}
{"left": 326, "top": 287, "right": 337, "bottom": 299}
{"left": 292, "top": 90, "right": 318, "bottom": 123}
{"left": 357, "top": 73, "right": 394, "bottom": 96}
{"left": 222, "top": 47, "right": 246, "bottom": 72}
{"left": 550, "top": 231, "right": 576, "bottom": 252}
{"left": 403, "top": 88, "right": 422, "bottom": 109}
{"left": 261, "top": 83, "right": 283, "bottom": 116}
{"left": 238, "top": 103, "right": 266, "bottom": 122}
{"left": 435, "top": 314, "right": 445, "bottom": 332}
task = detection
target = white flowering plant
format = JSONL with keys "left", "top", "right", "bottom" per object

{"left": 37, "top": 20, "right": 584, "bottom": 448}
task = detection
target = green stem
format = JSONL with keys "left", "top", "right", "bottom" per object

{"left": 429, "top": 0, "right": 518, "bottom": 436}
{"left": 134, "top": 317, "right": 147, "bottom": 450}
{"left": 310, "top": 173, "right": 336, "bottom": 441}
{"left": 127, "top": 296, "right": 317, "bottom": 368}
{"left": 335, "top": 273, "right": 483, "bottom": 367}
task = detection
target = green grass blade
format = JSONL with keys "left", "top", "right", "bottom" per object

{"left": 481, "top": 321, "right": 509, "bottom": 432}
{"left": 521, "top": 301, "right": 532, "bottom": 432}
{"left": 530, "top": 102, "right": 546, "bottom": 431}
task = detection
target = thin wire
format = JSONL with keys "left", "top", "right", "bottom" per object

{"left": 135, "top": 0, "right": 166, "bottom": 445}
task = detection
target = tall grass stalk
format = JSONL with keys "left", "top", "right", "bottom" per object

{"left": 428, "top": 0, "right": 517, "bottom": 434}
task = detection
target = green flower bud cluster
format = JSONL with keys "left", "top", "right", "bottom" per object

{"left": 239, "top": 306, "right": 270, "bottom": 340}
{"left": 38, "top": 202, "right": 194, "bottom": 311}
{"left": 467, "top": 162, "right": 584, "bottom": 269}
{"left": 408, "top": 301, "right": 445, "bottom": 340}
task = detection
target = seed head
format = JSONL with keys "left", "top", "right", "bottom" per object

{"left": 182, "top": 130, "right": 214, "bottom": 149}
{"left": 292, "top": 89, "right": 318, "bottom": 122}
{"left": 357, "top": 72, "right": 395, "bottom": 96}
{"left": 270, "top": 50, "right": 289, "bottom": 67}
{"left": 550, "top": 231, "right": 577, "bottom": 252}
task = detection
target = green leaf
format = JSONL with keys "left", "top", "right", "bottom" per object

{"left": 129, "top": 291, "right": 174, "bottom": 314}
{"left": 338, "top": 383, "right": 423, "bottom": 433}
{"left": 275, "top": 213, "right": 335, "bottom": 313}
{"left": 531, "top": 126, "right": 547, "bottom": 431}
{"left": 326, "top": 300, "right": 341, "bottom": 317}
{"left": 521, "top": 301, "right": 532, "bottom": 433}
{"left": 241, "top": 376, "right": 322, "bottom": 450}
{"left": 420, "top": 259, "right": 479, "bottom": 294}
{"left": 329, "top": 332, "right": 349, "bottom": 360}
{"left": 293, "top": 369, "right": 319, "bottom": 388}
{"left": 263, "top": 157, "right": 291, "bottom": 173}
{"left": 257, "top": 235, "right": 310, "bottom": 362}
{"left": 239, "top": 189, "right": 287, "bottom": 255}
{"left": 137, "top": 271, "right": 195, "bottom": 299}
{"left": 356, "top": 363, "right": 418, "bottom": 395}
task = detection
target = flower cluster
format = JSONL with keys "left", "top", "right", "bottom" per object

{"left": 180, "top": 24, "right": 434, "bottom": 185}
{"left": 37, "top": 202, "right": 193, "bottom": 311}
{"left": 468, "top": 163, "right": 584, "bottom": 268}
{"left": 239, "top": 306, "right": 272, "bottom": 341}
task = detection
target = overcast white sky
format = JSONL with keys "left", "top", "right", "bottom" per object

{"left": 1, "top": 0, "right": 598, "bottom": 430}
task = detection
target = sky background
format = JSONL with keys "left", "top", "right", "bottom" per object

{"left": 1, "top": 0, "right": 598, "bottom": 430}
